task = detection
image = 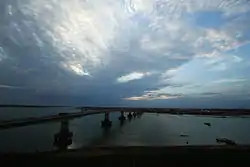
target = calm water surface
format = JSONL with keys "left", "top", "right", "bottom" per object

{"left": 0, "top": 108, "right": 250, "bottom": 153}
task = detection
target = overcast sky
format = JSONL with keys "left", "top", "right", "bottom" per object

{"left": 0, "top": 0, "right": 250, "bottom": 108}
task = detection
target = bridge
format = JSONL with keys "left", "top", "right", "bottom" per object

{"left": 0, "top": 107, "right": 250, "bottom": 129}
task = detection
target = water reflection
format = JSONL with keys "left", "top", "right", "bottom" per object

{"left": 120, "top": 119, "right": 125, "bottom": 126}
{"left": 101, "top": 112, "right": 144, "bottom": 141}
{"left": 52, "top": 112, "right": 144, "bottom": 148}
{"left": 0, "top": 112, "right": 250, "bottom": 153}
{"left": 53, "top": 120, "right": 73, "bottom": 151}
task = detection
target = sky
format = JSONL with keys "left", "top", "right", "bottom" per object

{"left": 0, "top": 0, "right": 250, "bottom": 108}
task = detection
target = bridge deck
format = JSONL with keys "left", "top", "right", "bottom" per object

{"left": 0, "top": 108, "right": 250, "bottom": 130}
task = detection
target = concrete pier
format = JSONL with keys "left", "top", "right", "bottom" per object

{"left": 53, "top": 120, "right": 73, "bottom": 150}
{"left": 133, "top": 112, "right": 137, "bottom": 117}
{"left": 127, "top": 112, "right": 133, "bottom": 120}
{"left": 119, "top": 111, "right": 126, "bottom": 126}
{"left": 119, "top": 111, "right": 126, "bottom": 121}
{"left": 101, "top": 112, "right": 112, "bottom": 128}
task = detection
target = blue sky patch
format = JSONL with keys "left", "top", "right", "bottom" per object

{"left": 192, "top": 10, "right": 225, "bottom": 29}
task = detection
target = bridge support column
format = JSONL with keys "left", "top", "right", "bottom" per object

{"left": 127, "top": 112, "right": 133, "bottom": 120}
{"left": 133, "top": 112, "right": 137, "bottom": 117}
{"left": 101, "top": 112, "right": 112, "bottom": 128}
{"left": 118, "top": 111, "right": 126, "bottom": 121}
{"left": 54, "top": 120, "right": 73, "bottom": 151}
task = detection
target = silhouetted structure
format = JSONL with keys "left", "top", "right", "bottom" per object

{"left": 127, "top": 112, "right": 133, "bottom": 120}
{"left": 216, "top": 138, "right": 237, "bottom": 146}
{"left": 101, "top": 112, "right": 112, "bottom": 128}
{"left": 54, "top": 120, "right": 73, "bottom": 151}
{"left": 118, "top": 111, "right": 126, "bottom": 126}
{"left": 133, "top": 112, "right": 137, "bottom": 117}
{"left": 119, "top": 111, "right": 126, "bottom": 121}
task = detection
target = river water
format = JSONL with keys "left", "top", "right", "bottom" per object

{"left": 0, "top": 107, "right": 250, "bottom": 153}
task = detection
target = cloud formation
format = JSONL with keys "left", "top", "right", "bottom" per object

{"left": 0, "top": 84, "right": 23, "bottom": 89}
{"left": 0, "top": 0, "right": 250, "bottom": 107}
{"left": 117, "top": 72, "right": 152, "bottom": 83}
{"left": 124, "top": 90, "right": 181, "bottom": 101}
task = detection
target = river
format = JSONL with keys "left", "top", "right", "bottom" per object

{"left": 0, "top": 107, "right": 250, "bottom": 153}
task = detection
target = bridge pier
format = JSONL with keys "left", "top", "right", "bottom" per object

{"left": 133, "top": 112, "right": 137, "bottom": 117}
{"left": 127, "top": 112, "right": 133, "bottom": 120}
{"left": 101, "top": 112, "right": 112, "bottom": 128}
{"left": 119, "top": 111, "right": 126, "bottom": 126}
{"left": 119, "top": 111, "right": 126, "bottom": 121}
{"left": 54, "top": 120, "right": 73, "bottom": 151}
